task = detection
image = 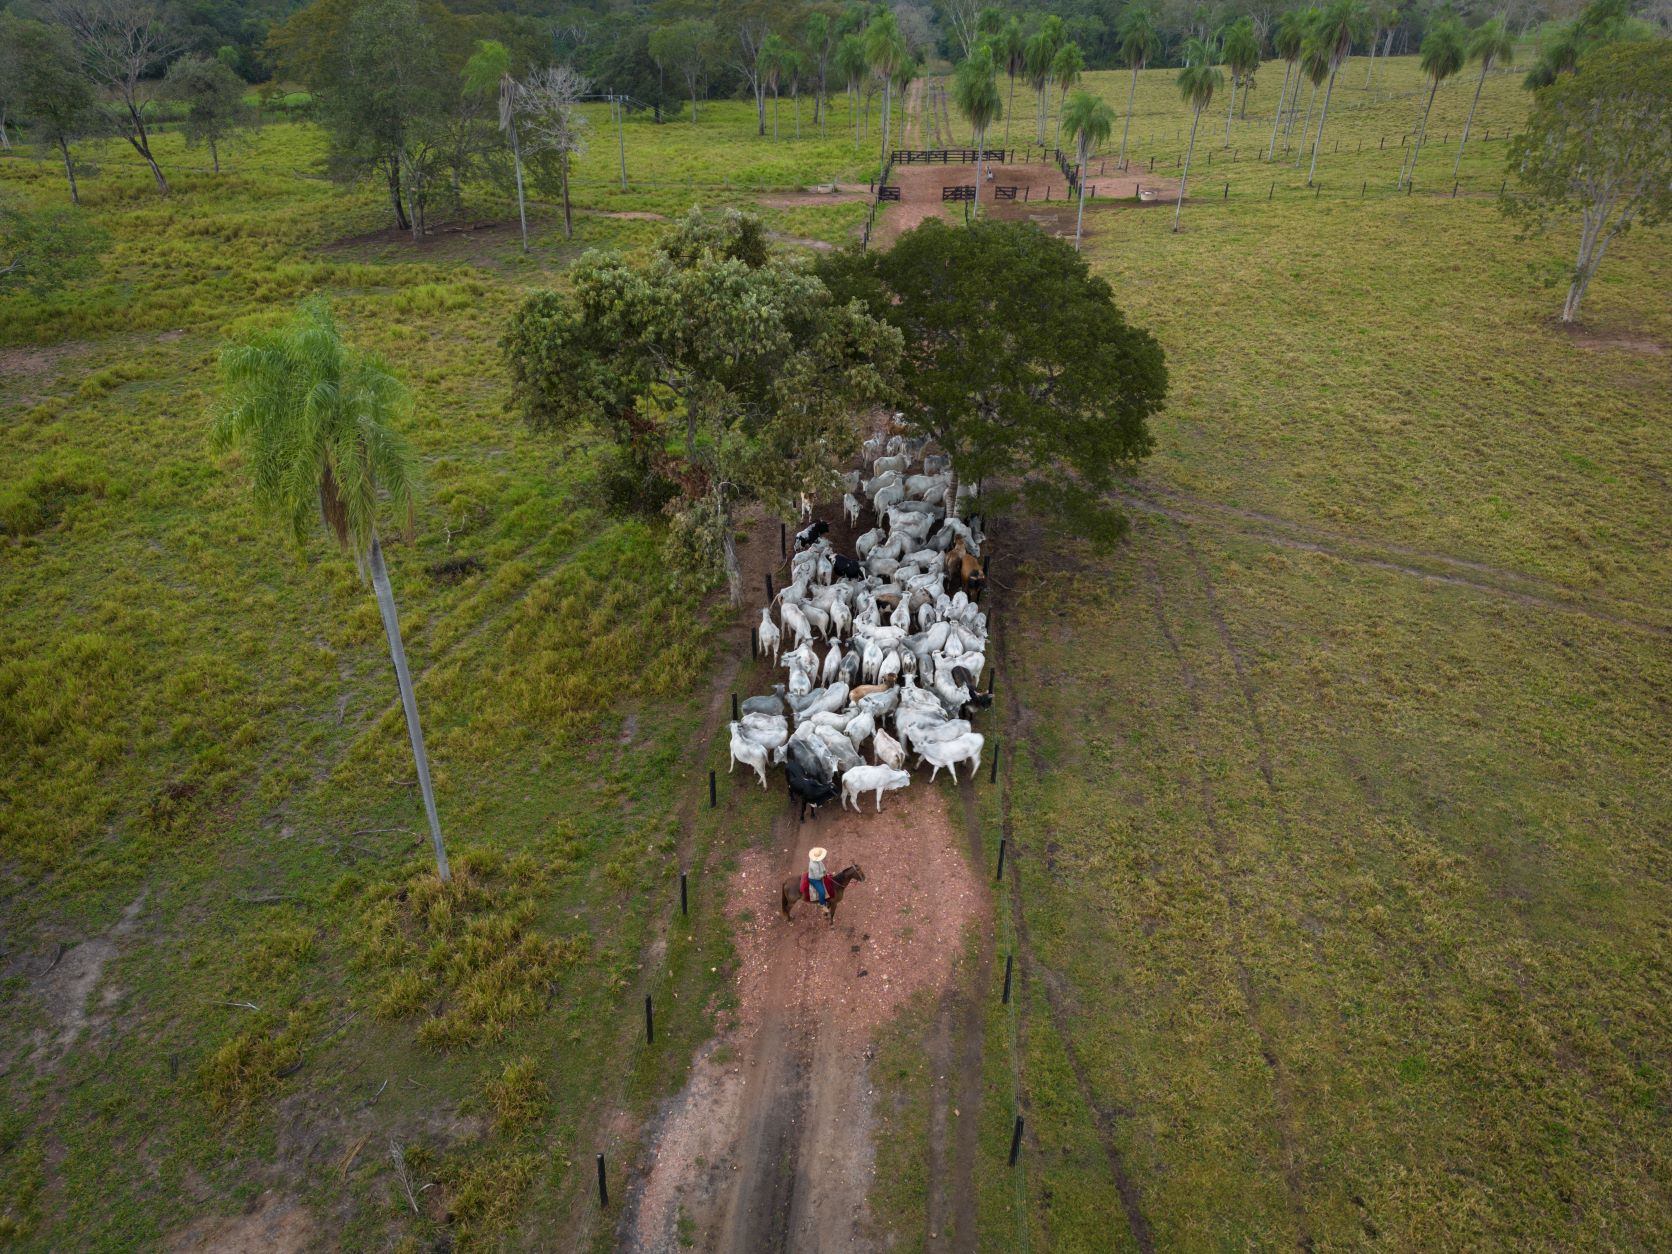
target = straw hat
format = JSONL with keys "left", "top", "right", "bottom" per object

{"left": 808, "top": 847, "right": 828, "bottom": 863}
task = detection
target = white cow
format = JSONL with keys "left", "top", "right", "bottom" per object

{"left": 758, "top": 607, "right": 781, "bottom": 662}
{"left": 842, "top": 765, "right": 913, "bottom": 812}
{"left": 872, "top": 728, "right": 906, "bottom": 770}
{"left": 919, "top": 732, "right": 985, "bottom": 782}
{"left": 728, "top": 722, "right": 770, "bottom": 788}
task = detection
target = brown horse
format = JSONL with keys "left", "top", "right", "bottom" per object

{"left": 780, "top": 864, "right": 866, "bottom": 926}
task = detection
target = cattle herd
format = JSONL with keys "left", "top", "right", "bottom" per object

{"left": 728, "top": 430, "right": 992, "bottom": 821}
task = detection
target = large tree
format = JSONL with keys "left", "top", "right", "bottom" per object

{"left": 865, "top": 10, "right": 908, "bottom": 168}
{"left": 650, "top": 20, "right": 718, "bottom": 123}
{"left": 1116, "top": 5, "right": 1159, "bottom": 167}
{"left": 1503, "top": 40, "right": 1672, "bottom": 323}
{"left": 817, "top": 218, "right": 1166, "bottom": 540}
{"left": 835, "top": 32, "right": 868, "bottom": 143}
{"left": 1267, "top": 8, "right": 1305, "bottom": 160}
{"left": 1050, "top": 42, "right": 1084, "bottom": 153}
{"left": 47, "top": 0, "right": 180, "bottom": 194}
{"left": 3, "top": 18, "right": 97, "bottom": 203}
{"left": 163, "top": 54, "right": 251, "bottom": 174}
{"left": 503, "top": 209, "right": 902, "bottom": 602}
{"left": 517, "top": 65, "right": 588, "bottom": 241}
{"left": 213, "top": 297, "right": 452, "bottom": 883}
{"left": 1023, "top": 16, "right": 1064, "bottom": 147}
{"left": 1221, "top": 17, "right": 1261, "bottom": 145}
{"left": 996, "top": 17, "right": 1025, "bottom": 148}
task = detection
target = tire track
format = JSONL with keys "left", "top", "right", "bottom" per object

{"left": 1114, "top": 486, "right": 1672, "bottom": 640}
{"left": 990, "top": 551, "right": 1157, "bottom": 1254}
{"left": 1142, "top": 555, "right": 1313, "bottom": 1252}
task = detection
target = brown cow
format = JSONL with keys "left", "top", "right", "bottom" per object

{"left": 945, "top": 540, "right": 986, "bottom": 599}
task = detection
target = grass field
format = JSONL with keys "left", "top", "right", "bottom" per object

{"left": 3, "top": 49, "right": 1670, "bottom": 1250}
{"left": 937, "top": 56, "right": 1672, "bottom": 1254}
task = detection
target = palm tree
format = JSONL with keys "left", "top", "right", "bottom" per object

{"left": 1399, "top": 18, "right": 1464, "bottom": 188}
{"left": 836, "top": 33, "right": 868, "bottom": 145}
{"left": 1051, "top": 42, "right": 1084, "bottom": 152}
{"left": 865, "top": 11, "right": 908, "bottom": 170}
{"left": 1116, "top": 5, "right": 1160, "bottom": 167}
{"left": 1222, "top": 18, "right": 1261, "bottom": 144}
{"left": 1173, "top": 37, "right": 1224, "bottom": 232}
{"left": 1025, "top": 17, "right": 1065, "bottom": 146}
{"left": 1061, "top": 90, "right": 1114, "bottom": 250}
{"left": 1306, "top": 0, "right": 1365, "bottom": 185}
{"left": 1364, "top": 0, "right": 1397, "bottom": 86}
{"left": 213, "top": 298, "right": 451, "bottom": 883}
{"left": 951, "top": 44, "right": 1002, "bottom": 216}
{"left": 1292, "top": 27, "right": 1331, "bottom": 165}
{"left": 462, "top": 41, "right": 528, "bottom": 254}
{"left": 997, "top": 18, "right": 1026, "bottom": 147}
{"left": 1453, "top": 18, "right": 1514, "bottom": 179}
{"left": 1268, "top": 10, "right": 1305, "bottom": 160}
{"left": 761, "top": 33, "right": 789, "bottom": 140}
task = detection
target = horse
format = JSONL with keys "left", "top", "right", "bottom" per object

{"left": 780, "top": 864, "right": 866, "bottom": 927}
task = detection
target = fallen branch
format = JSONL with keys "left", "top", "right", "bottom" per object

{"left": 349, "top": 827, "right": 410, "bottom": 837}
{"left": 390, "top": 1141, "right": 421, "bottom": 1216}
{"left": 219, "top": 1000, "right": 261, "bottom": 1012}
{"left": 340, "top": 1132, "right": 372, "bottom": 1181}
{"left": 355, "top": 1077, "right": 390, "bottom": 1113}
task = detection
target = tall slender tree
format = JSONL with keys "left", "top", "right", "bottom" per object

{"left": 1399, "top": 18, "right": 1464, "bottom": 188}
{"left": 865, "top": 11, "right": 907, "bottom": 169}
{"left": 1364, "top": 1, "right": 1397, "bottom": 86}
{"left": 1292, "top": 25, "right": 1331, "bottom": 165}
{"left": 650, "top": 20, "right": 717, "bottom": 123}
{"left": 805, "top": 13, "right": 833, "bottom": 132}
{"left": 951, "top": 44, "right": 1001, "bottom": 216}
{"left": 1268, "top": 9, "right": 1304, "bottom": 159}
{"left": 1116, "top": 6, "right": 1159, "bottom": 167}
{"left": 835, "top": 33, "right": 867, "bottom": 144}
{"left": 5, "top": 19, "right": 96, "bottom": 203}
{"left": 1306, "top": 0, "right": 1365, "bottom": 185}
{"left": 1024, "top": 17, "right": 1064, "bottom": 146}
{"left": 1061, "top": 90, "right": 1114, "bottom": 250}
{"left": 1222, "top": 18, "right": 1261, "bottom": 144}
{"left": 213, "top": 297, "right": 451, "bottom": 883}
{"left": 1051, "top": 43, "right": 1084, "bottom": 152}
{"left": 997, "top": 17, "right": 1025, "bottom": 147}
{"left": 163, "top": 55, "right": 249, "bottom": 174}
{"left": 1454, "top": 18, "right": 1514, "bottom": 178}
{"left": 761, "top": 32, "right": 789, "bottom": 139}
{"left": 1173, "top": 36, "right": 1223, "bottom": 232}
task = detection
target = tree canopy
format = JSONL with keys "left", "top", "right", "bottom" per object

{"left": 816, "top": 218, "right": 1166, "bottom": 544}
{"left": 1504, "top": 39, "right": 1672, "bottom": 323}
{"left": 503, "top": 209, "right": 902, "bottom": 600}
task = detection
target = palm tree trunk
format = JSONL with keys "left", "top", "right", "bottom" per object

{"left": 1005, "top": 72, "right": 1015, "bottom": 145}
{"left": 1365, "top": 31, "right": 1379, "bottom": 86}
{"left": 879, "top": 78, "right": 892, "bottom": 173}
{"left": 210, "top": 138, "right": 220, "bottom": 174}
{"left": 1307, "top": 65, "right": 1339, "bottom": 185}
{"left": 1453, "top": 61, "right": 1488, "bottom": 180}
{"left": 60, "top": 138, "right": 80, "bottom": 205}
{"left": 1036, "top": 83, "right": 1048, "bottom": 145}
{"left": 1403, "top": 78, "right": 1439, "bottom": 188}
{"left": 1054, "top": 89, "right": 1066, "bottom": 151}
{"left": 1293, "top": 80, "right": 1318, "bottom": 166}
{"left": 1225, "top": 73, "right": 1236, "bottom": 144}
{"left": 368, "top": 533, "right": 450, "bottom": 883}
{"left": 1282, "top": 66, "right": 1305, "bottom": 150}
{"left": 1174, "top": 103, "right": 1202, "bottom": 233}
{"left": 510, "top": 123, "right": 528, "bottom": 252}
{"left": 1073, "top": 141, "right": 1088, "bottom": 249}
{"left": 973, "top": 125, "right": 984, "bottom": 218}
{"left": 1267, "top": 61, "right": 1292, "bottom": 159}
{"left": 560, "top": 151, "right": 573, "bottom": 239}
{"left": 1119, "top": 65, "right": 1139, "bottom": 165}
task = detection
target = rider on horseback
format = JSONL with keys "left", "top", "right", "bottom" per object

{"left": 806, "top": 847, "right": 835, "bottom": 906}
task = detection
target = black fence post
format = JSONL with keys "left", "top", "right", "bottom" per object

{"left": 995, "top": 837, "right": 1007, "bottom": 881}
{"left": 709, "top": 770, "right": 716, "bottom": 808}
{"left": 780, "top": 522, "right": 786, "bottom": 556}
{"left": 990, "top": 744, "right": 1000, "bottom": 784}
{"left": 644, "top": 994, "right": 654, "bottom": 1044}
{"left": 1315, "top": 183, "right": 1321, "bottom": 199}
{"left": 597, "top": 1154, "right": 609, "bottom": 1207}
{"left": 1499, "top": 179, "right": 1506, "bottom": 197}
{"left": 751, "top": 627, "right": 758, "bottom": 660}
{"left": 680, "top": 870, "right": 688, "bottom": 916}
{"left": 1008, "top": 1115, "right": 1024, "bottom": 1166}
{"left": 766, "top": 573, "right": 773, "bottom": 600}
{"left": 1452, "top": 181, "right": 1459, "bottom": 198}
{"left": 732, "top": 693, "right": 739, "bottom": 721}
{"left": 1361, "top": 180, "right": 1366, "bottom": 198}
{"left": 1269, "top": 181, "right": 1275, "bottom": 200}
{"left": 1002, "top": 953, "right": 1013, "bottom": 1003}
{"left": 1223, "top": 182, "right": 1228, "bottom": 200}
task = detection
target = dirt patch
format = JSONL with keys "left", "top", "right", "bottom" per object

{"left": 755, "top": 188, "right": 872, "bottom": 209}
{"left": 165, "top": 1190, "right": 315, "bottom": 1253}
{"left": 623, "top": 753, "right": 982, "bottom": 1253}
{"left": 1559, "top": 322, "right": 1666, "bottom": 355}
{"left": 581, "top": 209, "right": 672, "bottom": 222}
{"left": 0, "top": 342, "right": 88, "bottom": 384}
{"left": 32, "top": 892, "right": 146, "bottom": 1064}
{"left": 319, "top": 219, "right": 518, "bottom": 254}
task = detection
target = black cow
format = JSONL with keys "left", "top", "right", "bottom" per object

{"left": 795, "top": 519, "right": 830, "bottom": 550}
{"left": 831, "top": 553, "right": 864, "bottom": 580}
{"left": 786, "top": 758, "right": 839, "bottom": 822}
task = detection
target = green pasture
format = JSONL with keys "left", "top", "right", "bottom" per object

{"left": 2, "top": 50, "right": 1670, "bottom": 1250}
